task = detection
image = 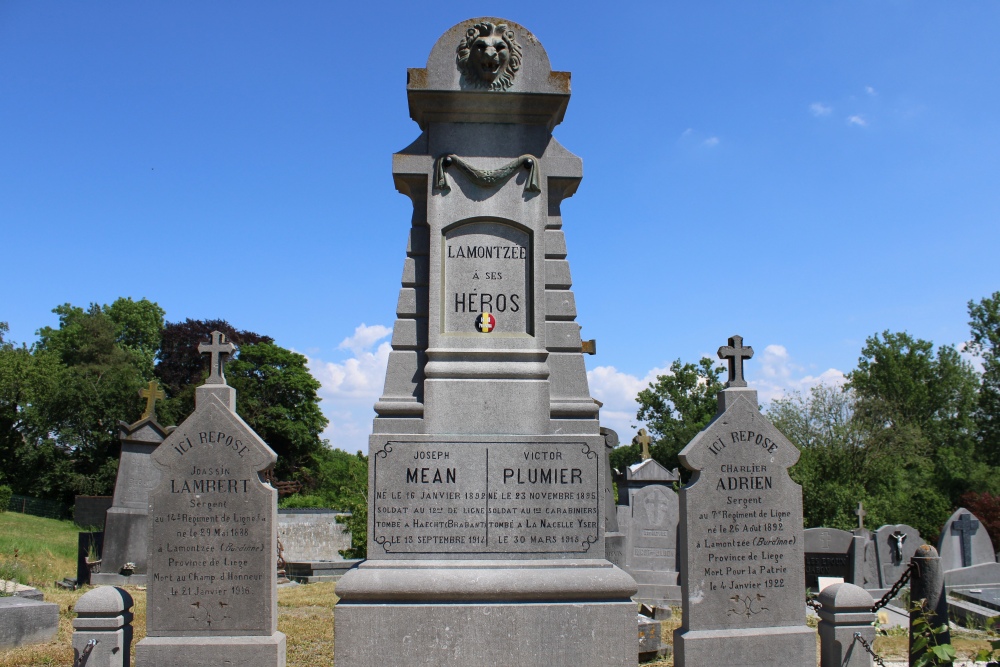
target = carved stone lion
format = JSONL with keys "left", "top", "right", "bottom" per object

{"left": 456, "top": 21, "right": 522, "bottom": 91}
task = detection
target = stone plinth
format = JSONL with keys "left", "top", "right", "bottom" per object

{"left": 72, "top": 586, "right": 134, "bottom": 667}
{"left": 0, "top": 596, "right": 59, "bottom": 649}
{"left": 817, "top": 583, "right": 876, "bottom": 667}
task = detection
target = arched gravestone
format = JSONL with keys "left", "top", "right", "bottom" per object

{"left": 673, "top": 336, "right": 815, "bottom": 667}
{"left": 873, "top": 524, "right": 924, "bottom": 589}
{"left": 939, "top": 508, "right": 996, "bottom": 571}
{"left": 333, "top": 17, "right": 636, "bottom": 667}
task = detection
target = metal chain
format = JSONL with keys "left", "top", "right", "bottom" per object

{"left": 871, "top": 562, "right": 916, "bottom": 613}
{"left": 853, "top": 632, "right": 886, "bottom": 667}
{"left": 806, "top": 598, "right": 823, "bottom": 612}
{"left": 74, "top": 639, "right": 98, "bottom": 667}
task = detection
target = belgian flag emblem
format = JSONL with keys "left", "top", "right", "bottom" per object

{"left": 475, "top": 313, "right": 496, "bottom": 333}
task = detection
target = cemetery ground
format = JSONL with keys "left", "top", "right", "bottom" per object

{"left": 2, "top": 512, "right": 1000, "bottom": 666}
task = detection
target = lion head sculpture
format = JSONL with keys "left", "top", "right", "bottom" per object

{"left": 456, "top": 21, "right": 522, "bottom": 91}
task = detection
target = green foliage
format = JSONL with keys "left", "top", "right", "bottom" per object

{"left": 0, "top": 485, "right": 11, "bottom": 513}
{"left": 629, "top": 357, "right": 724, "bottom": 476}
{"left": 969, "top": 292, "right": 1000, "bottom": 466}
{"left": 909, "top": 599, "right": 956, "bottom": 667}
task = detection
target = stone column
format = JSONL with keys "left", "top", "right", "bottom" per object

{"left": 72, "top": 586, "right": 134, "bottom": 667}
{"left": 909, "top": 544, "right": 950, "bottom": 667}
{"left": 817, "top": 582, "right": 876, "bottom": 667}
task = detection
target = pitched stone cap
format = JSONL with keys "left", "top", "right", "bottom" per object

{"left": 680, "top": 394, "right": 800, "bottom": 472}
{"left": 717, "top": 386, "right": 758, "bottom": 414}
{"left": 408, "top": 17, "right": 571, "bottom": 130}
{"left": 817, "top": 582, "right": 874, "bottom": 612}
{"left": 626, "top": 458, "right": 680, "bottom": 483}
{"left": 118, "top": 417, "right": 174, "bottom": 444}
{"left": 74, "top": 586, "right": 134, "bottom": 615}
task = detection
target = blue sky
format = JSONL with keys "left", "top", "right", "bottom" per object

{"left": 2, "top": 3, "right": 998, "bottom": 453}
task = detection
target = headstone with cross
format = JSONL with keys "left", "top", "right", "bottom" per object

{"left": 636, "top": 428, "right": 652, "bottom": 461}
{"left": 803, "top": 527, "right": 856, "bottom": 590}
{"left": 872, "top": 524, "right": 924, "bottom": 589}
{"left": 855, "top": 502, "right": 867, "bottom": 531}
{"left": 136, "top": 333, "right": 285, "bottom": 667}
{"left": 674, "top": 334, "right": 815, "bottom": 665}
{"left": 92, "top": 381, "right": 174, "bottom": 586}
{"left": 938, "top": 508, "right": 996, "bottom": 572}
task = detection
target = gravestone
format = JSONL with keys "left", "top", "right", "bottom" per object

{"left": 333, "top": 18, "right": 636, "bottom": 667}
{"left": 873, "top": 523, "right": 924, "bottom": 589}
{"left": 93, "top": 381, "right": 173, "bottom": 586}
{"left": 615, "top": 458, "right": 681, "bottom": 606}
{"left": 135, "top": 332, "right": 285, "bottom": 666}
{"left": 939, "top": 508, "right": 995, "bottom": 571}
{"left": 803, "top": 527, "right": 856, "bottom": 590}
{"left": 673, "top": 335, "right": 815, "bottom": 666}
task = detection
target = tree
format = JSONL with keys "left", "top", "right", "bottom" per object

{"left": 625, "top": 357, "right": 725, "bottom": 476}
{"left": 969, "top": 292, "right": 1000, "bottom": 465}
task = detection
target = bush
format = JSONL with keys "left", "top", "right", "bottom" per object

{"left": 0, "top": 485, "right": 12, "bottom": 513}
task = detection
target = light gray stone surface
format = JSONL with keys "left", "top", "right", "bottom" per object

{"left": 938, "top": 507, "right": 996, "bottom": 572}
{"left": 804, "top": 527, "right": 856, "bottom": 590}
{"left": 873, "top": 524, "right": 924, "bottom": 588}
{"left": 335, "top": 17, "right": 634, "bottom": 667}
{"left": 816, "top": 582, "right": 876, "bottom": 667}
{"left": 0, "top": 596, "right": 59, "bottom": 649}
{"left": 673, "top": 355, "right": 815, "bottom": 666}
{"left": 276, "top": 510, "right": 352, "bottom": 562}
{"left": 94, "top": 415, "right": 173, "bottom": 587}
{"left": 72, "top": 586, "right": 134, "bottom": 667}
{"left": 136, "top": 346, "right": 285, "bottom": 665}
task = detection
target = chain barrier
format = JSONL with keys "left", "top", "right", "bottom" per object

{"left": 871, "top": 562, "right": 916, "bottom": 613}
{"left": 853, "top": 632, "right": 886, "bottom": 667}
{"left": 806, "top": 598, "right": 823, "bottom": 612}
{"left": 74, "top": 638, "right": 97, "bottom": 667}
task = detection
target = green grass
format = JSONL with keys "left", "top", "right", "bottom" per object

{"left": 0, "top": 511, "right": 80, "bottom": 588}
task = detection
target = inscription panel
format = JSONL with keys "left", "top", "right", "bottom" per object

{"left": 443, "top": 221, "right": 531, "bottom": 335}
{"left": 371, "top": 441, "right": 600, "bottom": 555}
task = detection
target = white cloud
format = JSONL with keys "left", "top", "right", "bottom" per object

{"left": 865, "top": 86, "right": 877, "bottom": 96}
{"left": 680, "top": 128, "right": 694, "bottom": 138}
{"left": 703, "top": 136, "right": 720, "bottom": 148}
{"left": 847, "top": 114, "right": 868, "bottom": 127}
{"left": 809, "top": 102, "right": 832, "bottom": 117}
{"left": 306, "top": 323, "right": 393, "bottom": 453}
{"left": 749, "top": 344, "right": 846, "bottom": 404}
{"left": 338, "top": 323, "right": 392, "bottom": 356}
{"left": 587, "top": 363, "right": 669, "bottom": 446}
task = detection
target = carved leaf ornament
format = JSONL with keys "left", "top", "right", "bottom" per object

{"left": 434, "top": 154, "right": 540, "bottom": 194}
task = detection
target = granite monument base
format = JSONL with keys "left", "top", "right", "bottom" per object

{"left": 93, "top": 506, "right": 148, "bottom": 586}
{"left": 335, "top": 560, "right": 636, "bottom": 667}
{"left": 0, "top": 596, "right": 59, "bottom": 649}
{"left": 91, "top": 572, "right": 147, "bottom": 586}
{"left": 135, "top": 632, "right": 286, "bottom": 667}
{"left": 673, "top": 625, "right": 816, "bottom": 667}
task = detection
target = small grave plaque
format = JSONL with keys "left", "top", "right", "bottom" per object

{"left": 673, "top": 335, "right": 814, "bottom": 666}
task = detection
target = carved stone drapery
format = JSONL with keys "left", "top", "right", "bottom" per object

{"left": 434, "top": 154, "right": 540, "bottom": 194}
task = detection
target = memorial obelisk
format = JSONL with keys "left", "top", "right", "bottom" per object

{"left": 334, "top": 17, "right": 636, "bottom": 667}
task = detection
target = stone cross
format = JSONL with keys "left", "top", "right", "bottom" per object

{"left": 198, "top": 331, "right": 236, "bottom": 385}
{"left": 717, "top": 334, "right": 754, "bottom": 388}
{"left": 855, "top": 501, "right": 867, "bottom": 531}
{"left": 139, "top": 380, "right": 165, "bottom": 420}
{"left": 952, "top": 513, "right": 980, "bottom": 568}
{"left": 637, "top": 428, "right": 652, "bottom": 461}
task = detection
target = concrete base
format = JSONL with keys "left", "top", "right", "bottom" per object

{"left": 284, "top": 559, "right": 361, "bottom": 584}
{"left": 335, "top": 602, "right": 635, "bottom": 667}
{"left": 91, "top": 573, "right": 148, "bottom": 586}
{"left": 334, "top": 559, "right": 637, "bottom": 667}
{"left": 136, "top": 632, "right": 286, "bottom": 667}
{"left": 673, "top": 625, "right": 816, "bottom": 667}
{"left": 0, "top": 596, "right": 59, "bottom": 649}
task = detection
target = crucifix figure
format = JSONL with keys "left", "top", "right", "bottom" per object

{"left": 198, "top": 331, "right": 236, "bottom": 385}
{"left": 139, "top": 380, "right": 165, "bottom": 420}
{"left": 952, "top": 513, "right": 980, "bottom": 568}
{"left": 636, "top": 428, "right": 652, "bottom": 461}
{"left": 718, "top": 334, "right": 754, "bottom": 388}
{"left": 855, "top": 501, "right": 867, "bottom": 531}
{"left": 890, "top": 530, "right": 907, "bottom": 564}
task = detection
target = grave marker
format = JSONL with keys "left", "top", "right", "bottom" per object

{"left": 135, "top": 332, "right": 284, "bottom": 666}
{"left": 939, "top": 508, "right": 996, "bottom": 572}
{"left": 673, "top": 334, "right": 814, "bottom": 666}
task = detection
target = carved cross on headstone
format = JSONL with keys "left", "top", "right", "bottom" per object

{"left": 637, "top": 428, "right": 652, "bottom": 461}
{"left": 198, "top": 331, "right": 236, "bottom": 385}
{"left": 139, "top": 380, "right": 166, "bottom": 420}
{"left": 855, "top": 501, "right": 867, "bottom": 531}
{"left": 952, "top": 513, "right": 980, "bottom": 568}
{"left": 718, "top": 334, "right": 754, "bottom": 388}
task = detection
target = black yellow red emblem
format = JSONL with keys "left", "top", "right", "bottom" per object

{"left": 475, "top": 313, "right": 496, "bottom": 333}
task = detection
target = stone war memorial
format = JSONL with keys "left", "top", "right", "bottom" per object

{"left": 135, "top": 331, "right": 285, "bottom": 667}
{"left": 673, "top": 336, "right": 815, "bottom": 666}
{"left": 333, "top": 17, "right": 637, "bottom": 667}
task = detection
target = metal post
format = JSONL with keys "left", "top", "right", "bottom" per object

{"left": 909, "top": 544, "right": 950, "bottom": 667}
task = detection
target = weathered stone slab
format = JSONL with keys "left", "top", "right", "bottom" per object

{"left": 0, "top": 596, "right": 59, "bottom": 649}
{"left": 939, "top": 508, "right": 996, "bottom": 572}
{"left": 674, "top": 338, "right": 814, "bottom": 666}
{"left": 277, "top": 510, "right": 352, "bottom": 562}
